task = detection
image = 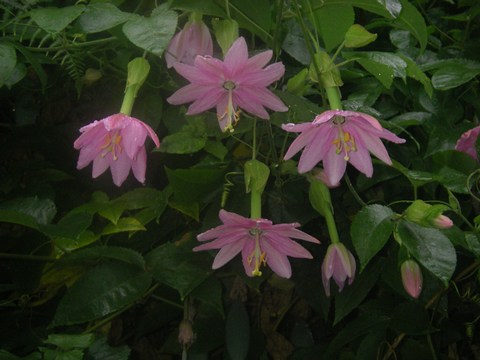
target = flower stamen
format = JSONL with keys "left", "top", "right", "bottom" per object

{"left": 248, "top": 227, "right": 266, "bottom": 277}
{"left": 217, "top": 88, "right": 240, "bottom": 132}
{"left": 100, "top": 131, "right": 123, "bottom": 160}
{"left": 332, "top": 127, "right": 356, "bottom": 161}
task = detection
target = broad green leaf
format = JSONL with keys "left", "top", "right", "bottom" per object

{"left": 0, "top": 210, "right": 39, "bottom": 230}
{"left": 41, "top": 348, "right": 84, "bottom": 360}
{"left": 312, "top": 0, "right": 391, "bottom": 19}
{"left": 86, "top": 336, "right": 131, "bottom": 360}
{"left": 355, "top": 58, "right": 394, "bottom": 88}
{"left": 204, "top": 140, "right": 228, "bottom": 160}
{"left": 0, "top": 350, "right": 41, "bottom": 360}
{"left": 101, "top": 217, "right": 146, "bottom": 235}
{"left": 244, "top": 159, "right": 270, "bottom": 194}
{"left": 53, "top": 261, "right": 152, "bottom": 326}
{"left": 4, "top": 63, "right": 26, "bottom": 87}
{"left": 344, "top": 24, "right": 378, "bottom": 48}
{"left": 168, "top": 200, "right": 200, "bottom": 221}
{"left": 11, "top": 44, "right": 47, "bottom": 90}
{"left": 432, "top": 63, "right": 480, "bottom": 90}
{"left": 351, "top": 205, "right": 395, "bottom": 271}
{"left": 159, "top": 123, "right": 207, "bottom": 154}
{"left": 212, "top": 19, "right": 239, "bottom": 56}
{"left": 145, "top": 242, "right": 212, "bottom": 299}
{"left": 57, "top": 246, "right": 146, "bottom": 269}
{"left": 334, "top": 259, "right": 384, "bottom": 325}
{"left": 45, "top": 334, "right": 94, "bottom": 349}
{"left": 282, "top": 19, "right": 311, "bottom": 66}
{"left": 229, "top": 0, "right": 272, "bottom": 42}
{"left": 395, "top": 0, "right": 428, "bottom": 52}
{"left": 431, "top": 150, "right": 479, "bottom": 193}
{"left": 314, "top": 4, "right": 355, "bottom": 52}
{"left": 30, "top": 6, "right": 85, "bottom": 33}
{"left": 226, "top": 301, "right": 250, "bottom": 360}
{"left": 79, "top": 3, "right": 132, "bottom": 33}
{"left": 44, "top": 212, "right": 92, "bottom": 239}
{"left": 122, "top": 5, "right": 177, "bottom": 57}
{"left": 397, "top": 220, "right": 456, "bottom": 284}
{"left": 165, "top": 167, "right": 225, "bottom": 203}
{"left": 400, "top": 55, "right": 433, "bottom": 97}
{"left": 0, "top": 197, "right": 56, "bottom": 225}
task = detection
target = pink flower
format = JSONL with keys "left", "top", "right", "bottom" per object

{"left": 74, "top": 113, "right": 160, "bottom": 186}
{"left": 455, "top": 125, "right": 480, "bottom": 161}
{"left": 193, "top": 209, "right": 320, "bottom": 278}
{"left": 322, "top": 243, "right": 356, "bottom": 296}
{"left": 165, "top": 18, "right": 213, "bottom": 68}
{"left": 167, "top": 37, "right": 288, "bottom": 132}
{"left": 282, "top": 110, "right": 406, "bottom": 185}
{"left": 401, "top": 259, "right": 423, "bottom": 299}
{"left": 432, "top": 214, "right": 453, "bottom": 229}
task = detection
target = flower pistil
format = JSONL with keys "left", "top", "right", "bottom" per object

{"left": 219, "top": 80, "right": 240, "bottom": 132}
{"left": 100, "top": 131, "right": 123, "bottom": 160}
{"left": 248, "top": 227, "right": 267, "bottom": 276}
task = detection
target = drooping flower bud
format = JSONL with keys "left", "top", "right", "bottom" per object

{"left": 178, "top": 319, "right": 195, "bottom": 349}
{"left": 321, "top": 243, "right": 356, "bottom": 296}
{"left": 455, "top": 125, "right": 480, "bottom": 161}
{"left": 165, "top": 14, "right": 213, "bottom": 68}
{"left": 432, "top": 214, "right": 454, "bottom": 229}
{"left": 401, "top": 260, "right": 423, "bottom": 299}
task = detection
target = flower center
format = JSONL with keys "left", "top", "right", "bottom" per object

{"left": 331, "top": 118, "right": 356, "bottom": 161}
{"left": 218, "top": 85, "right": 240, "bottom": 133}
{"left": 100, "top": 131, "right": 123, "bottom": 160}
{"left": 247, "top": 227, "right": 267, "bottom": 277}
{"left": 222, "top": 80, "right": 236, "bottom": 90}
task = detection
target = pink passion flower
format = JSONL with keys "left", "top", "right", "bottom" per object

{"left": 74, "top": 113, "right": 160, "bottom": 186}
{"left": 165, "top": 18, "right": 213, "bottom": 68}
{"left": 167, "top": 36, "right": 288, "bottom": 132}
{"left": 193, "top": 210, "right": 320, "bottom": 279}
{"left": 322, "top": 243, "right": 356, "bottom": 296}
{"left": 455, "top": 125, "right": 480, "bottom": 161}
{"left": 282, "top": 110, "right": 406, "bottom": 186}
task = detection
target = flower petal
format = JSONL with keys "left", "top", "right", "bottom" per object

{"left": 109, "top": 152, "right": 132, "bottom": 186}
{"left": 187, "top": 89, "right": 226, "bottom": 114}
{"left": 122, "top": 120, "right": 148, "bottom": 159}
{"left": 224, "top": 37, "right": 249, "bottom": 77}
{"left": 262, "top": 240, "right": 292, "bottom": 278}
{"left": 263, "top": 233, "right": 313, "bottom": 259}
{"left": 131, "top": 146, "right": 147, "bottom": 184}
{"left": 91, "top": 153, "right": 111, "bottom": 178}
{"left": 239, "top": 62, "right": 285, "bottom": 87}
{"left": 212, "top": 240, "right": 245, "bottom": 269}
{"left": 297, "top": 127, "right": 335, "bottom": 173}
{"left": 323, "top": 146, "right": 347, "bottom": 185}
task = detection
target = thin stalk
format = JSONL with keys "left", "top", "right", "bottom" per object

{"left": 324, "top": 205, "right": 340, "bottom": 244}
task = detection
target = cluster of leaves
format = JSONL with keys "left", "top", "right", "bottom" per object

{"left": 1, "top": 0, "right": 480, "bottom": 359}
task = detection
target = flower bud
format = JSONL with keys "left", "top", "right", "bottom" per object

{"left": 401, "top": 260, "right": 423, "bottom": 299}
{"left": 322, "top": 243, "right": 356, "bottom": 296}
{"left": 432, "top": 214, "right": 453, "bottom": 229}
{"left": 455, "top": 125, "right": 480, "bottom": 161}
{"left": 178, "top": 320, "right": 195, "bottom": 349}
{"left": 404, "top": 200, "right": 453, "bottom": 229}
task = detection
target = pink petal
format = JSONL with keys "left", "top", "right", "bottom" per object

{"left": 167, "top": 84, "right": 216, "bottom": 105}
{"left": 347, "top": 140, "right": 374, "bottom": 178}
{"left": 268, "top": 225, "right": 320, "bottom": 243}
{"left": 262, "top": 234, "right": 313, "bottom": 259}
{"left": 212, "top": 240, "right": 245, "bottom": 269}
{"left": 76, "top": 136, "right": 105, "bottom": 169}
{"left": 239, "top": 62, "right": 285, "bottom": 87}
{"left": 297, "top": 127, "right": 335, "bottom": 173}
{"left": 224, "top": 37, "right": 249, "bottom": 77}
{"left": 122, "top": 121, "right": 148, "bottom": 159}
{"left": 244, "top": 50, "right": 273, "bottom": 70}
{"left": 352, "top": 127, "right": 392, "bottom": 165}
{"left": 194, "top": 232, "right": 247, "bottom": 251}
{"left": 165, "top": 31, "right": 182, "bottom": 68}
{"left": 234, "top": 87, "right": 288, "bottom": 118}
{"left": 131, "top": 146, "right": 147, "bottom": 183}
{"left": 281, "top": 122, "right": 314, "bottom": 133}
{"left": 219, "top": 209, "right": 259, "bottom": 227}
{"left": 283, "top": 128, "right": 317, "bottom": 160}
{"left": 109, "top": 152, "right": 132, "bottom": 187}
{"left": 323, "top": 146, "right": 347, "bottom": 185}
{"left": 91, "top": 153, "right": 111, "bottom": 178}
{"left": 262, "top": 240, "right": 292, "bottom": 278}
{"left": 241, "top": 239, "right": 256, "bottom": 276}
{"left": 172, "top": 62, "right": 219, "bottom": 85}
{"left": 74, "top": 122, "right": 105, "bottom": 149}
{"left": 187, "top": 89, "right": 226, "bottom": 114}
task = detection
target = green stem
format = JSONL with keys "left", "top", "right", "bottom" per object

{"left": 325, "top": 87, "right": 342, "bottom": 110}
{"left": 119, "top": 85, "right": 135, "bottom": 116}
{"left": 324, "top": 205, "right": 340, "bottom": 244}
{"left": 250, "top": 188, "right": 262, "bottom": 219}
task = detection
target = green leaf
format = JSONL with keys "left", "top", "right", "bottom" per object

{"left": 159, "top": 123, "right": 207, "bottom": 154}
{"left": 165, "top": 167, "right": 225, "bottom": 203}
{"left": 344, "top": 24, "right": 378, "bottom": 48}
{"left": 431, "top": 150, "right": 479, "bottom": 194}
{"left": 226, "top": 301, "right": 250, "bottom": 360}
{"left": 351, "top": 205, "right": 395, "bottom": 271}
{"left": 244, "top": 159, "right": 270, "bottom": 194}
{"left": 333, "top": 258, "right": 384, "bottom": 325}
{"left": 145, "top": 242, "right": 212, "bottom": 299}
{"left": 79, "top": 3, "right": 132, "bottom": 33}
{"left": 168, "top": 200, "right": 200, "bottom": 221}
{"left": 282, "top": 19, "right": 311, "bottom": 66}
{"left": 0, "top": 43, "right": 16, "bottom": 86}
{"left": 11, "top": 44, "right": 48, "bottom": 90}
{"left": 190, "top": 276, "right": 224, "bottom": 316}
{"left": 0, "top": 210, "right": 39, "bottom": 230}
{"left": 397, "top": 220, "right": 456, "bottom": 284}
{"left": 204, "top": 140, "right": 228, "bottom": 160}
{"left": 45, "top": 334, "right": 95, "bottom": 350}
{"left": 432, "top": 63, "right": 480, "bottom": 90}
{"left": 314, "top": 4, "right": 355, "bottom": 52}
{"left": 395, "top": 0, "right": 428, "bottom": 52}
{"left": 122, "top": 5, "right": 177, "bottom": 57}
{"left": 212, "top": 19, "right": 239, "bottom": 56}
{"left": 101, "top": 217, "right": 146, "bottom": 235}
{"left": 53, "top": 261, "right": 152, "bottom": 326}
{"left": 400, "top": 55, "right": 433, "bottom": 97}
{"left": 30, "top": 6, "right": 85, "bottom": 33}
{"left": 378, "top": 0, "right": 402, "bottom": 17}
{"left": 229, "top": 0, "right": 272, "bottom": 42}
{"left": 169, "top": 0, "right": 226, "bottom": 17}
{"left": 57, "top": 246, "right": 146, "bottom": 269}
{"left": 0, "top": 197, "right": 56, "bottom": 225}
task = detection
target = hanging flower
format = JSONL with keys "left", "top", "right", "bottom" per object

{"left": 167, "top": 36, "right": 288, "bottom": 132}
{"left": 401, "top": 259, "right": 423, "bottom": 299}
{"left": 74, "top": 113, "right": 160, "bottom": 186}
{"left": 165, "top": 17, "right": 213, "bottom": 68}
{"left": 322, "top": 243, "right": 356, "bottom": 296}
{"left": 193, "top": 209, "right": 320, "bottom": 279}
{"left": 455, "top": 125, "right": 480, "bottom": 161}
{"left": 282, "top": 110, "right": 406, "bottom": 186}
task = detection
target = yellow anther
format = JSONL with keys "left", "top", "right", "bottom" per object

{"left": 99, "top": 131, "right": 122, "bottom": 160}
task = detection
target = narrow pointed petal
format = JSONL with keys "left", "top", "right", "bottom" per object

{"left": 239, "top": 62, "right": 285, "bottom": 86}
{"left": 262, "top": 240, "right": 292, "bottom": 278}
{"left": 172, "top": 62, "right": 219, "bottom": 85}
{"left": 323, "top": 146, "right": 347, "bottom": 186}
{"left": 92, "top": 154, "right": 111, "bottom": 178}
{"left": 122, "top": 121, "right": 148, "bottom": 159}
{"left": 263, "top": 234, "right": 313, "bottom": 259}
{"left": 347, "top": 141, "right": 374, "bottom": 177}
{"left": 297, "top": 128, "right": 335, "bottom": 173}
{"left": 131, "top": 146, "right": 147, "bottom": 184}
{"left": 109, "top": 152, "right": 132, "bottom": 186}
{"left": 354, "top": 127, "right": 392, "bottom": 165}
{"left": 283, "top": 129, "right": 317, "bottom": 160}
{"left": 194, "top": 232, "right": 247, "bottom": 251}
{"left": 269, "top": 226, "right": 320, "bottom": 243}
{"left": 244, "top": 50, "right": 273, "bottom": 70}
{"left": 281, "top": 122, "right": 314, "bottom": 133}
{"left": 241, "top": 239, "right": 256, "bottom": 276}
{"left": 167, "top": 84, "right": 216, "bottom": 105}
{"left": 187, "top": 89, "right": 226, "bottom": 114}
{"left": 224, "top": 37, "right": 249, "bottom": 76}
{"left": 212, "top": 240, "right": 245, "bottom": 269}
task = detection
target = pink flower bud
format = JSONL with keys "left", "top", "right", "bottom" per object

{"left": 321, "top": 243, "right": 356, "bottom": 296}
{"left": 432, "top": 214, "right": 453, "bottom": 229}
{"left": 401, "top": 260, "right": 423, "bottom": 299}
{"left": 178, "top": 320, "right": 195, "bottom": 349}
{"left": 165, "top": 18, "right": 213, "bottom": 68}
{"left": 455, "top": 125, "right": 480, "bottom": 161}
